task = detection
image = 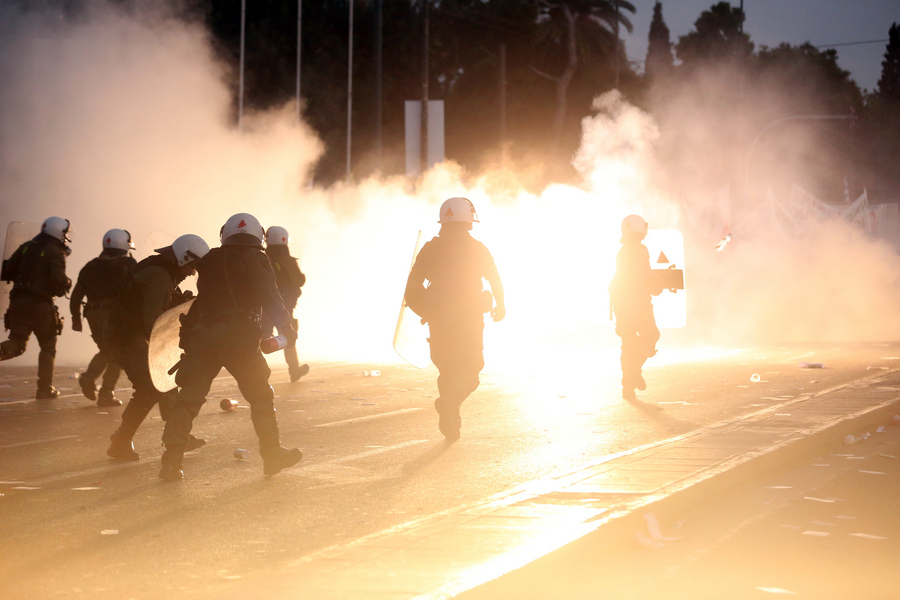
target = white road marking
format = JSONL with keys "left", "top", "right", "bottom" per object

{"left": 0, "top": 434, "right": 79, "bottom": 450}
{"left": 312, "top": 407, "right": 424, "bottom": 428}
{"left": 321, "top": 439, "right": 430, "bottom": 464}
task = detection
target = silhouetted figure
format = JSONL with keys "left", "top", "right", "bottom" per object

{"left": 609, "top": 214, "right": 660, "bottom": 401}
{"left": 405, "top": 197, "right": 505, "bottom": 441}
{"left": 70, "top": 229, "right": 137, "bottom": 406}
{"left": 105, "top": 234, "right": 209, "bottom": 461}
{"left": 160, "top": 213, "right": 300, "bottom": 481}
{"left": 0, "top": 217, "right": 72, "bottom": 400}
{"left": 263, "top": 225, "right": 309, "bottom": 382}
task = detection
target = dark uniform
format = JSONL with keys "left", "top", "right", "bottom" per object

{"left": 609, "top": 232, "right": 661, "bottom": 400}
{"left": 105, "top": 251, "right": 199, "bottom": 460}
{"left": 70, "top": 248, "right": 136, "bottom": 405}
{"left": 161, "top": 235, "right": 299, "bottom": 479}
{"left": 0, "top": 231, "right": 71, "bottom": 398}
{"left": 262, "top": 243, "right": 308, "bottom": 381}
{"left": 405, "top": 222, "right": 505, "bottom": 440}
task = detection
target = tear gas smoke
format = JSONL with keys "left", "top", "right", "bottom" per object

{"left": 1, "top": 2, "right": 898, "bottom": 372}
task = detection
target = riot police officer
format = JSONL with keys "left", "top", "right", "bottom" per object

{"left": 105, "top": 234, "right": 209, "bottom": 460}
{"left": 404, "top": 198, "right": 506, "bottom": 441}
{"left": 0, "top": 217, "right": 72, "bottom": 399}
{"left": 70, "top": 229, "right": 137, "bottom": 406}
{"left": 609, "top": 214, "right": 661, "bottom": 401}
{"left": 160, "top": 213, "right": 300, "bottom": 481}
{"left": 263, "top": 225, "right": 309, "bottom": 382}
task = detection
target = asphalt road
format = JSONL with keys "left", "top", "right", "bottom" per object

{"left": 1, "top": 342, "right": 898, "bottom": 599}
{"left": 458, "top": 387, "right": 900, "bottom": 600}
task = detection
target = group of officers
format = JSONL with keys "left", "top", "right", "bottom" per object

{"left": 0, "top": 213, "right": 308, "bottom": 480}
{"left": 0, "top": 200, "right": 659, "bottom": 480}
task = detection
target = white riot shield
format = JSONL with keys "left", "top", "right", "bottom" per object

{"left": 0, "top": 222, "right": 40, "bottom": 320}
{"left": 148, "top": 298, "right": 195, "bottom": 392}
{"left": 393, "top": 231, "right": 431, "bottom": 368}
{"left": 644, "top": 229, "right": 686, "bottom": 328}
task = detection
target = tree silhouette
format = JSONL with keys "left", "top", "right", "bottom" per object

{"left": 645, "top": 1, "right": 673, "bottom": 80}
{"left": 675, "top": 1, "right": 752, "bottom": 68}
{"left": 877, "top": 22, "right": 900, "bottom": 103}
{"left": 532, "top": 0, "right": 635, "bottom": 146}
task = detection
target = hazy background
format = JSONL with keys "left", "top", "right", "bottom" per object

{"left": 1, "top": 1, "right": 899, "bottom": 371}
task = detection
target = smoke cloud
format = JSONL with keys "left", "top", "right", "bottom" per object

{"left": 1, "top": 1, "right": 898, "bottom": 373}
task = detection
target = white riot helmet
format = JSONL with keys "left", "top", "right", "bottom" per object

{"left": 438, "top": 197, "right": 479, "bottom": 224}
{"left": 102, "top": 229, "right": 135, "bottom": 251}
{"left": 265, "top": 226, "right": 289, "bottom": 246}
{"left": 171, "top": 234, "right": 209, "bottom": 267}
{"left": 621, "top": 214, "right": 648, "bottom": 237}
{"left": 221, "top": 213, "right": 265, "bottom": 246}
{"left": 41, "top": 216, "right": 71, "bottom": 242}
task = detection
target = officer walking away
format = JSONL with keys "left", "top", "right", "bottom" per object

{"left": 263, "top": 225, "right": 309, "bottom": 382}
{"left": 404, "top": 197, "right": 505, "bottom": 441}
{"left": 70, "top": 229, "right": 137, "bottom": 406}
{"left": 0, "top": 217, "right": 72, "bottom": 400}
{"left": 609, "top": 214, "right": 661, "bottom": 401}
{"left": 105, "top": 234, "right": 209, "bottom": 461}
{"left": 160, "top": 213, "right": 300, "bottom": 481}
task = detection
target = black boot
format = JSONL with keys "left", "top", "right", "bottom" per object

{"left": 35, "top": 386, "right": 60, "bottom": 400}
{"left": 159, "top": 447, "right": 184, "bottom": 481}
{"left": 36, "top": 349, "right": 56, "bottom": 396}
{"left": 261, "top": 446, "right": 303, "bottom": 476}
{"left": 434, "top": 398, "right": 461, "bottom": 441}
{"left": 185, "top": 434, "right": 206, "bottom": 452}
{"left": 97, "top": 388, "right": 122, "bottom": 407}
{"left": 78, "top": 373, "right": 97, "bottom": 401}
{"left": 289, "top": 363, "right": 310, "bottom": 382}
{"left": 107, "top": 432, "right": 140, "bottom": 460}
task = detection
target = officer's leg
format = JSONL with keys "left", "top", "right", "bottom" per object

{"left": 429, "top": 319, "right": 483, "bottom": 440}
{"left": 98, "top": 362, "right": 122, "bottom": 405}
{"left": 0, "top": 337, "right": 26, "bottom": 360}
{"left": 284, "top": 344, "right": 309, "bottom": 381}
{"left": 0, "top": 302, "right": 31, "bottom": 361}
{"left": 0, "top": 330, "right": 28, "bottom": 361}
{"left": 107, "top": 339, "right": 164, "bottom": 459}
{"left": 616, "top": 319, "right": 641, "bottom": 398}
{"left": 79, "top": 351, "right": 104, "bottom": 399}
{"left": 34, "top": 303, "right": 60, "bottom": 398}
{"left": 636, "top": 314, "right": 660, "bottom": 368}
{"left": 226, "top": 349, "right": 301, "bottom": 475}
{"left": 435, "top": 320, "right": 484, "bottom": 408}
{"left": 159, "top": 343, "right": 221, "bottom": 480}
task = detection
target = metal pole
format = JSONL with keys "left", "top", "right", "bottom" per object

{"left": 499, "top": 43, "right": 506, "bottom": 154}
{"left": 421, "top": 0, "right": 430, "bottom": 174}
{"left": 239, "top": 0, "right": 246, "bottom": 129}
{"left": 296, "top": 0, "right": 302, "bottom": 123}
{"left": 614, "top": 0, "right": 619, "bottom": 89}
{"left": 346, "top": 0, "right": 354, "bottom": 180}
{"left": 375, "top": 0, "right": 383, "bottom": 170}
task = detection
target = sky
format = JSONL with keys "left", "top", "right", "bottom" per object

{"left": 623, "top": 0, "right": 899, "bottom": 92}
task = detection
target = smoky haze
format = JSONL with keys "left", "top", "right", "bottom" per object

{"left": 1, "top": 2, "right": 898, "bottom": 372}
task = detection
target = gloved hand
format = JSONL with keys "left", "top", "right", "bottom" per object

{"left": 72, "top": 317, "right": 82, "bottom": 332}
{"left": 278, "top": 324, "right": 298, "bottom": 346}
{"left": 491, "top": 305, "right": 506, "bottom": 322}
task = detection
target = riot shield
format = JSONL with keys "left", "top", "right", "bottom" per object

{"left": 392, "top": 231, "right": 431, "bottom": 368}
{"left": 0, "top": 222, "right": 40, "bottom": 320}
{"left": 644, "top": 229, "right": 687, "bottom": 329}
{"left": 148, "top": 298, "right": 194, "bottom": 392}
